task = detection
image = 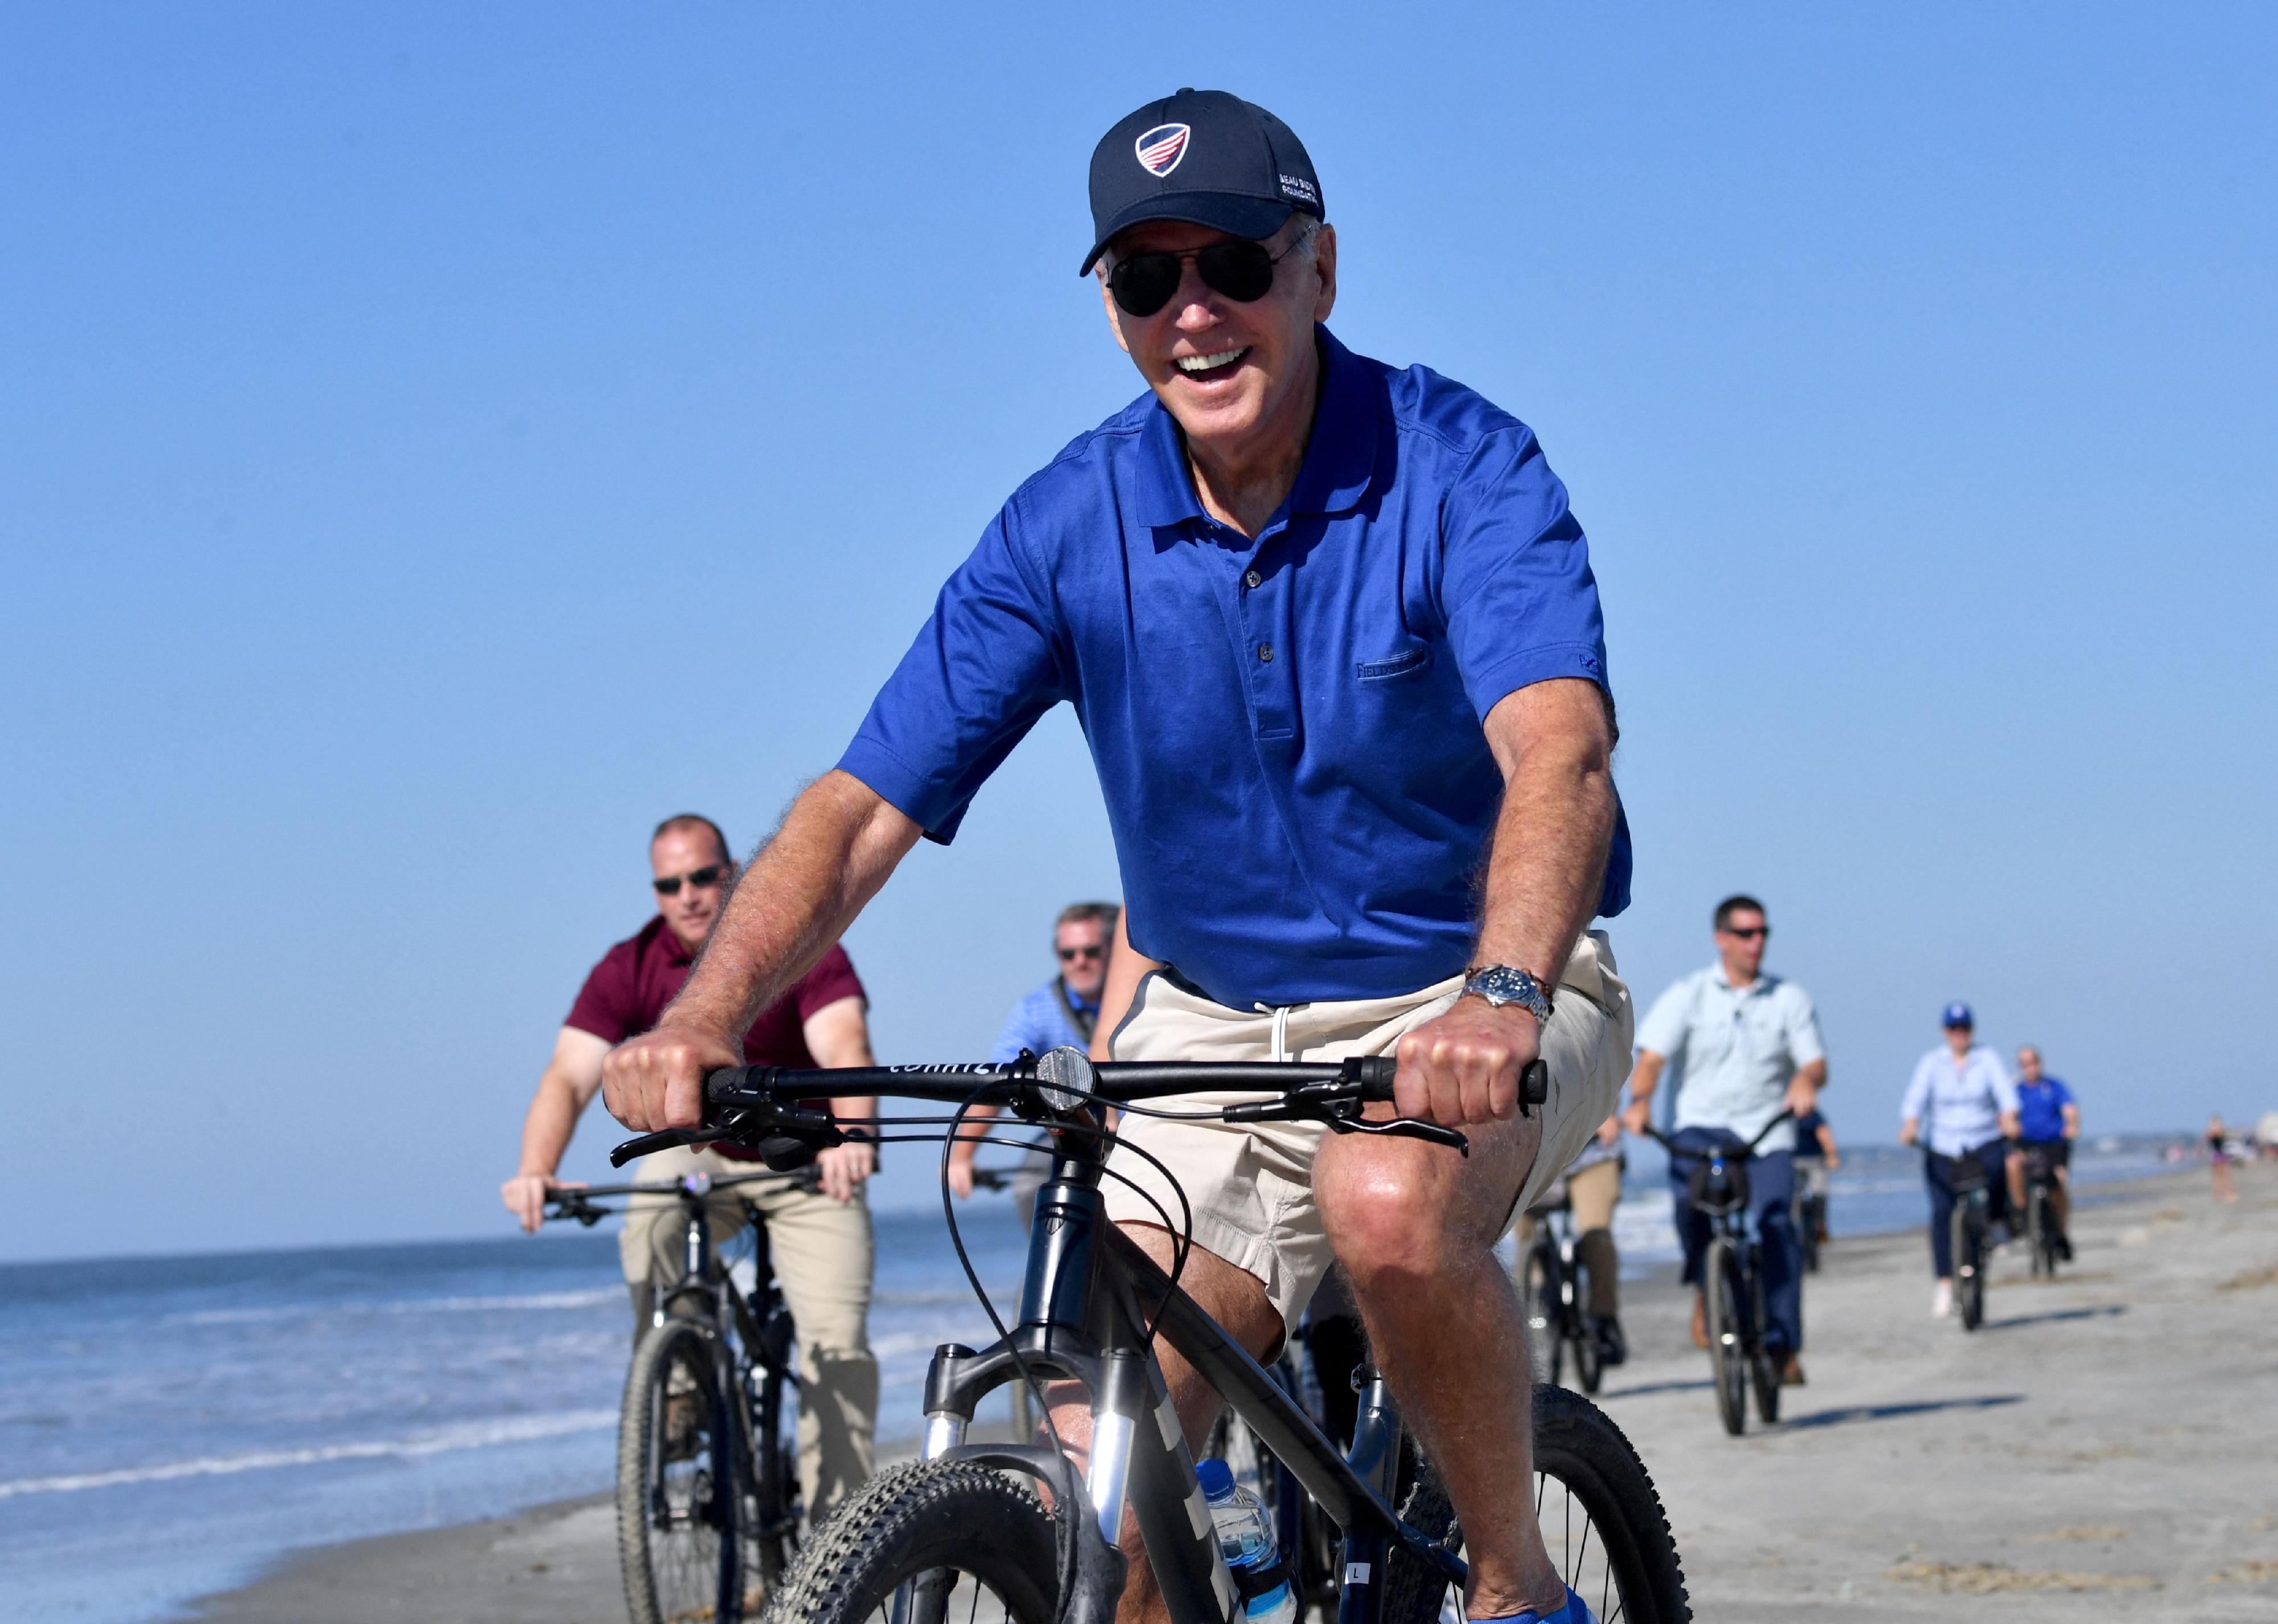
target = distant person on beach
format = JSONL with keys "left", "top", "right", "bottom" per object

{"left": 946, "top": 900, "right": 1121, "bottom": 1218}
{"left": 1791, "top": 1104, "right": 1839, "bottom": 1243}
{"left": 1519, "top": 1117, "right": 1630, "bottom": 1367}
{"left": 2006, "top": 1046, "right": 2078, "bottom": 1259}
{"left": 601, "top": 84, "right": 1638, "bottom": 1624}
{"left": 1898, "top": 1002, "right": 2020, "bottom": 1319}
{"left": 499, "top": 814, "right": 881, "bottom": 1523}
{"left": 1623, "top": 894, "right": 1825, "bottom": 1385}
{"left": 2208, "top": 1113, "right": 2239, "bottom": 1203}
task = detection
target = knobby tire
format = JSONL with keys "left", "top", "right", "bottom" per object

{"left": 1383, "top": 1386, "right": 1691, "bottom": 1624}
{"left": 620, "top": 1317, "right": 747, "bottom": 1624}
{"left": 759, "top": 1459, "right": 1059, "bottom": 1624}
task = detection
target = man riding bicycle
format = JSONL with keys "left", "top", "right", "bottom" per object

{"left": 948, "top": 900, "right": 1122, "bottom": 1214}
{"left": 1621, "top": 894, "right": 1825, "bottom": 1385}
{"left": 1898, "top": 1002, "right": 2020, "bottom": 1319}
{"left": 602, "top": 88, "right": 1633, "bottom": 1624}
{"left": 2005, "top": 1045, "right": 2078, "bottom": 1260}
{"left": 500, "top": 814, "right": 883, "bottom": 1523}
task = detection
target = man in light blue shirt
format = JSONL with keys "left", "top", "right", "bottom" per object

{"left": 1899, "top": 1002, "right": 2021, "bottom": 1316}
{"left": 1621, "top": 895, "right": 1826, "bottom": 1379}
{"left": 947, "top": 901, "right": 1119, "bottom": 1205}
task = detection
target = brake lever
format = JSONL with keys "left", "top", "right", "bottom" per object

{"left": 1221, "top": 1095, "right": 1470, "bottom": 1157}
{"left": 1327, "top": 1113, "right": 1471, "bottom": 1154}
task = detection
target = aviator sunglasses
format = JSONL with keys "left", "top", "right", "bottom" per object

{"left": 653, "top": 863, "right": 727, "bottom": 896}
{"left": 1106, "top": 222, "right": 1319, "bottom": 319}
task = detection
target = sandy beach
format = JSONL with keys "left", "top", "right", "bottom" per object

{"left": 190, "top": 1162, "right": 2277, "bottom": 1622}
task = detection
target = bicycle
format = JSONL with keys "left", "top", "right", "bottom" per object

{"left": 2016, "top": 1143, "right": 2067, "bottom": 1280}
{"left": 546, "top": 1164, "right": 819, "bottom": 1624}
{"left": 1641, "top": 1115, "right": 1792, "bottom": 1437}
{"left": 609, "top": 1046, "right": 1690, "bottom": 1624}
{"left": 1519, "top": 1178, "right": 1603, "bottom": 1396}
{"left": 1935, "top": 1149, "right": 1996, "bottom": 1329}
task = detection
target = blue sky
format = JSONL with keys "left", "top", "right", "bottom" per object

{"left": 4, "top": 5, "right": 2273, "bottom": 1260}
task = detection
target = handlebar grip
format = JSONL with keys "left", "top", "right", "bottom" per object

{"left": 1351, "top": 1055, "right": 1398, "bottom": 1097}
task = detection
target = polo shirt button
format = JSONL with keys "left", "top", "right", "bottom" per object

{"left": 1258, "top": 643, "right": 1274, "bottom": 662}
{"left": 1243, "top": 569, "right": 1262, "bottom": 589}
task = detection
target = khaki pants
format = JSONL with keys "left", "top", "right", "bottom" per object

{"left": 618, "top": 1144, "right": 878, "bottom": 1524}
{"left": 1517, "top": 1155, "right": 1623, "bottom": 1320}
{"left": 1101, "top": 931, "right": 1634, "bottom": 1329}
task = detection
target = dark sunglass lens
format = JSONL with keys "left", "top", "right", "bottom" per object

{"left": 653, "top": 878, "right": 682, "bottom": 896}
{"left": 1109, "top": 254, "right": 1181, "bottom": 317}
{"left": 687, "top": 865, "right": 723, "bottom": 888}
{"left": 1196, "top": 242, "right": 1274, "bottom": 302}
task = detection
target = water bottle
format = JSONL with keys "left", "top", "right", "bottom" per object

{"left": 1195, "top": 1458, "right": 1297, "bottom": 1624}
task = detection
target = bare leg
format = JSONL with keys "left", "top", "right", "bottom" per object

{"left": 1042, "top": 1225, "right": 1282, "bottom": 1624}
{"left": 1316, "top": 1109, "right": 1567, "bottom": 1619}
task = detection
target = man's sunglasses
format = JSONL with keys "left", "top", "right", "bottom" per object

{"left": 1721, "top": 925, "right": 1770, "bottom": 941}
{"left": 653, "top": 864, "right": 727, "bottom": 896}
{"left": 1106, "top": 223, "right": 1318, "bottom": 319}
{"left": 1058, "top": 944, "right": 1106, "bottom": 962}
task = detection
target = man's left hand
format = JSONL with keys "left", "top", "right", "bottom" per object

{"left": 1783, "top": 1075, "right": 1819, "bottom": 1119}
{"left": 1393, "top": 997, "right": 1543, "bottom": 1126}
{"left": 816, "top": 1140, "right": 875, "bottom": 1203}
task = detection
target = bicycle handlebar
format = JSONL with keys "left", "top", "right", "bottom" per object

{"left": 1638, "top": 1107, "right": 1797, "bottom": 1158}
{"left": 608, "top": 1048, "right": 1551, "bottom": 1169}
{"left": 543, "top": 1165, "right": 819, "bottom": 1224}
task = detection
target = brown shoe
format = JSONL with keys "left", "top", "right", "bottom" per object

{"left": 1690, "top": 1293, "right": 1709, "bottom": 1349}
{"left": 1779, "top": 1353, "right": 1806, "bottom": 1386}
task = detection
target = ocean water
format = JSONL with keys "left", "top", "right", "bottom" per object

{"left": 0, "top": 1142, "right": 2176, "bottom": 1623}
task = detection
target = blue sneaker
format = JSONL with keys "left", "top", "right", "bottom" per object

{"left": 1475, "top": 1588, "right": 1593, "bottom": 1624}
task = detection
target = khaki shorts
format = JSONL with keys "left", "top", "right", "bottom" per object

{"left": 1101, "top": 931, "right": 1634, "bottom": 1329}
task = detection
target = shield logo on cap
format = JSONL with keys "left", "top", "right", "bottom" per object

{"left": 1134, "top": 123, "right": 1191, "bottom": 177}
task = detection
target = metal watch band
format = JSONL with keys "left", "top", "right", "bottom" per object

{"left": 1459, "top": 964, "right": 1555, "bottom": 1025}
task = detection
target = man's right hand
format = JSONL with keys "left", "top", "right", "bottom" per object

{"left": 603, "top": 1022, "right": 744, "bottom": 1132}
{"left": 1620, "top": 1096, "right": 1652, "bottom": 1137}
{"left": 501, "top": 1172, "right": 576, "bottom": 1234}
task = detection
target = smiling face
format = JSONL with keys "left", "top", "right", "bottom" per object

{"left": 1097, "top": 214, "right": 1337, "bottom": 474}
{"left": 1714, "top": 907, "right": 1768, "bottom": 984}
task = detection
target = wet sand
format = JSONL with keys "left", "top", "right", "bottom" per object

{"left": 190, "top": 1162, "right": 2278, "bottom": 1622}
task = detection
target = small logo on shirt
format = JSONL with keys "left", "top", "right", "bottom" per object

{"left": 1135, "top": 123, "right": 1191, "bottom": 177}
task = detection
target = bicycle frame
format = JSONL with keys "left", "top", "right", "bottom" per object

{"left": 916, "top": 1136, "right": 1463, "bottom": 1624}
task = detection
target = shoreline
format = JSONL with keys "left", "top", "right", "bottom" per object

{"left": 186, "top": 1163, "right": 2275, "bottom": 1621}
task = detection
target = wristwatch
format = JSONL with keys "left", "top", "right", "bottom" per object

{"left": 1460, "top": 964, "right": 1555, "bottom": 1026}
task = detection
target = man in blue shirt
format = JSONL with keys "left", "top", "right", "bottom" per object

{"left": 2005, "top": 1044, "right": 2079, "bottom": 1259}
{"left": 1898, "top": 1003, "right": 2021, "bottom": 1318}
{"left": 605, "top": 88, "right": 1633, "bottom": 1624}
{"left": 947, "top": 901, "right": 1119, "bottom": 1205}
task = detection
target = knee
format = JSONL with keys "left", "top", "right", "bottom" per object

{"left": 1322, "top": 1174, "right": 1465, "bottom": 1297}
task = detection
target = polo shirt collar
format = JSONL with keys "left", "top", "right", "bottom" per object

{"left": 646, "top": 914, "right": 696, "bottom": 967}
{"left": 1132, "top": 325, "right": 1380, "bottom": 530}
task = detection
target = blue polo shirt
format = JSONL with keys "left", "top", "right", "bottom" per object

{"left": 2015, "top": 1076, "right": 2075, "bottom": 1143}
{"left": 838, "top": 327, "right": 1630, "bottom": 1008}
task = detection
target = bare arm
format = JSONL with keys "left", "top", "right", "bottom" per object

{"left": 1395, "top": 679, "right": 1615, "bottom": 1125}
{"left": 2061, "top": 1102, "right": 2080, "bottom": 1140}
{"left": 1785, "top": 1055, "right": 1828, "bottom": 1117}
{"left": 604, "top": 770, "right": 923, "bottom": 1132}
{"left": 1089, "top": 907, "right": 1157, "bottom": 1063}
{"left": 1619, "top": 1050, "right": 1668, "bottom": 1136}
{"left": 501, "top": 1027, "right": 611, "bottom": 1232}
{"left": 803, "top": 993, "right": 879, "bottom": 1203}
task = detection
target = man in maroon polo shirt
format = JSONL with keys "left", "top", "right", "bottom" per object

{"left": 501, "top": 812, "right": 881, "bottom": 1521}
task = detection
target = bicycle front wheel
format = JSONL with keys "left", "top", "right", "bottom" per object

{"left": 620, "top": 1317, "right": 747, "bottom": 1624}
{"left": 1524, "top": 1239, "right": 1564, "bottom": 1389}
{"left": 1383, "top": 1386, "right": 1692, "bottom": 1624}
{"left": 1703, "top": 1239, "right": 1747, "bottom": 1436}
{"left": 1952, "top": 1203, "right": 1984, "bottom": 1331}
{"left": 762, "top": 1460, "right": 1061, "bottom": 1624}
{"left": 1564, "top": 1248, "right": 1603, "bottom": 1396}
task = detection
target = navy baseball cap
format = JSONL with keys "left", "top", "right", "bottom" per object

{"left": 1942, "top": 1002, "right": 1974, "bottom": 1029}
{"left": 1080, "top": 88, "right": 1325, "bottom": 275}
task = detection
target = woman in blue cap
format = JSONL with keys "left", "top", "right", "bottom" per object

{"left": 1898, "top": 1003, "right": 2022, "bottom": 1317}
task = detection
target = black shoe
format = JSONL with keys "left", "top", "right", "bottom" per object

{"left": 1594, "top": 1316, "right": 1628, "bottom": 1368}
{"left": 2055, "top": 1232, "right": 2074, "bottom": 1263}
